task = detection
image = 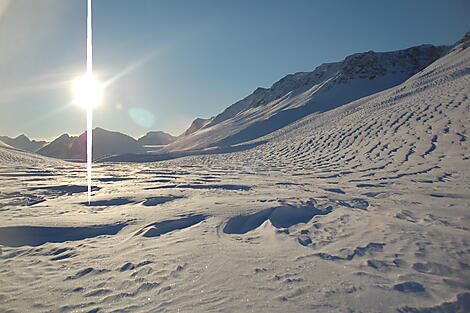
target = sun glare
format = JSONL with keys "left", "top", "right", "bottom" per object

{"left": 73, "top": 75, "right": 103, "bottom": 109}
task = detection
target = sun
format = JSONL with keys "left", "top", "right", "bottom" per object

{"left": 72, "top": 75, "right": 103, "bottom": 109}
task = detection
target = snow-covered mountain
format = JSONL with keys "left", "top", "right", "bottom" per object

{"left": 182, "top": 117, "right": 213, "bottom": 136}
{"left": 36, "top": 133, "right": 76, "bottom": 159}
{"left": 0, "top": 134, "right": 47, "bottom": 152}
{"left": 138, "top": 131, "right": 176, "bottom": 146}
{"left": 38, "top": 128, "right": 143, "bottom": 160}
{"left": 214, "top": 33, "right": 469, "bottom": 174}
{"left": 0, "top": 137, "right": 60, "bottom": 165}
{"left": 72, "top": 128, "right": 144, "bottom": 160}
{"left": 165, "top": 44, "right": 449, "bottom": 152}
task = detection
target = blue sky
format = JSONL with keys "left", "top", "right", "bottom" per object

{"left": 0, "top": 0, "right": 468, "bottom": 139}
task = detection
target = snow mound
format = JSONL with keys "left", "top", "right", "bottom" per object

{"left": 223, "top": 202, "right": 331, "bottom": 234}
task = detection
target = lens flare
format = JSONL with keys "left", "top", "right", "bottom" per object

{"left": 85, "top": 0, "right": 95, "bottom": 204}
{"left": 72, "top": 75, "right": 103, "bottom": 109}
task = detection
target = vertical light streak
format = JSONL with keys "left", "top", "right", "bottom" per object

{"left": 86, "top": 0, "right": 93, "bottom": 204}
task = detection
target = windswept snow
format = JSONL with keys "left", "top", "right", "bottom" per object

{"left": 0, "top": 36, "right": 469, "bottom": 313}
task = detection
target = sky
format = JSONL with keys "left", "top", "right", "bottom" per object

{"left": 0, "top": 0, "right": 469, "bottom": 140}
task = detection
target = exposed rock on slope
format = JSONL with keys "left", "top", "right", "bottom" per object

{"left": 229, "top": 34, "right": 469, "bottom": 175}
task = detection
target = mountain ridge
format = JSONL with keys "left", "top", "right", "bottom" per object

{"left": 0, "top": 134, "right": 48, "bottom": 152}
{"left": 37, "top": 128, "right": 143, "bottom": 160}
{"left": 164, "top": 43, "right": 449, "bottom": 152}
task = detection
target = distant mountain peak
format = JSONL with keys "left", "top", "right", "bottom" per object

{"left": 137, "top": 131, "right": 176, "bottom": 146}
{"left": 183, "top": 117, "right": 213, "bottom": 136}
{"left": 145, "top": 130, "right": 169, "bottom": 135}
{"left": 0, "top": 134, "right": 47, "bottom": 152}
{"left": 454, "top": 31, "right": 470, "bottom": 50}
{"left": 15, "top": 134, "right": 29, "bottom": 140}
{"left": 56, "top": 133, "right": 73, "bottom": 141}
{"left": 38, "top": 127, "right": 143, "bottom": 160}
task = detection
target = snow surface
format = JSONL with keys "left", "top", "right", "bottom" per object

{"left": 0, "top": 36, "right": 469, "bottom": 313}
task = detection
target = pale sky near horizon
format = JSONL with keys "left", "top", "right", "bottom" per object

{"left": 0, "top": 0, "right": 469, "bottom": 140}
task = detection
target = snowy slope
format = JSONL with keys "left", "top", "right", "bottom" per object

{"left": 165, "top": 44, "right": 448, "bottom": 151}
{"left": 0, "top": 138, "right": 62, "bottom": 165}
{"left": 231, "top": 36, "right": 469, "bottom": 173}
